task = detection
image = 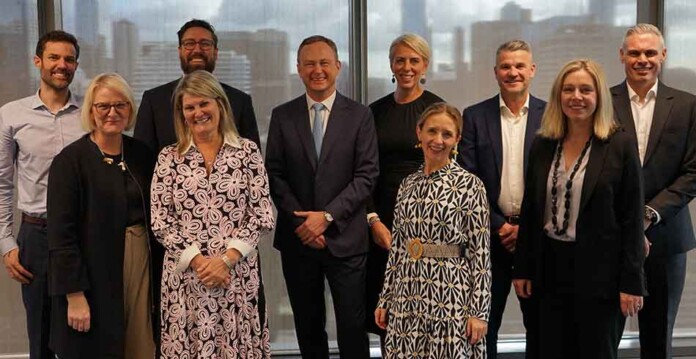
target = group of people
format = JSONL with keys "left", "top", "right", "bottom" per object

{"left": 0, "top": 17, "right": 693, "bottom": 359}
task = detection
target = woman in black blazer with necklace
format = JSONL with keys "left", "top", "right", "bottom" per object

{"left": 512, "top": 59, "right": 646, "bottom": 359}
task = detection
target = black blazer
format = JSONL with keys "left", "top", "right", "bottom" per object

{"left": 47, "top": 135, "right": 160, "bottom": 357}
{"left": 611, "top": 82, "right": 696, "bottom": 256}
{"left": 134, "top": 79, "right": 260, "bottom": 152}
{"left": 265, "top": 92, "right": 379, "bottom": 257}
{"left": 458, "top": 94, "right": 546, "bottom": 232}
{"left": 513, "top": 131, "right": 647, "bottom": 298}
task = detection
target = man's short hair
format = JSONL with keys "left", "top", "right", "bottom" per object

{"left": 495, "top": 39, "right": 532, "bottom": 59}
{"left": 296, "top": 35, "right": 339, "bottom": 64}
{"left": 177, "top": 19, "right": 218, "bottom": 48}
{"left": 35, "top": 30, "right": 80, "bottom": 59}
{"left": 622, "top": 23, "right": 665, "bottom": 50}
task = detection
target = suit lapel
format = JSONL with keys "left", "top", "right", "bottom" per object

{"left": 484, "top": 97, "right": 503, "bottom": 177}
{"left": 644, "top": 83, "right": 674, "bottom": 164}
{"left": 292, "top": 96, "right": 317, "bottom": 170}
{"left": 524, "top": 97, "right": 544, "bottom": 173}
{"left": 317, "top": 92, "right": 347, "bottom": 167}
{"left": 612, "top": 83, "right": 637, "bottom": 138}
{"left": 579, "top": 137, "right": 609, "bottom": 213}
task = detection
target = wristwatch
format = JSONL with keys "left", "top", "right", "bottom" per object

{"left": 644, "top": 206, "right": 658, "bottom": 225}
{"left": 323, "top": 211, "right": 334, "bottom": 223}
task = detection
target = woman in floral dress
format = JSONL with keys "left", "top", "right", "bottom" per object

{"left": 151, "top": 70, "right": 274, "bottom": 358}
{"left": 375, "top": 102, "right": 491, "bottom": 358}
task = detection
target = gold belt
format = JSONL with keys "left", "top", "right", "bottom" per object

{"left": 407, "top": 238, "right": 465, "bottom": 260}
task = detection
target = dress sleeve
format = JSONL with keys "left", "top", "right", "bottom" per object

{"left": 150, "top": 148, "right": 200, "bottom": 272}
{"left": 463, "top": 176, "right": 491, "bottom": 322}
{"left": 376, "top": 177, "right": 410, "bottom": 309}
{"left": 226, "top": 142, "right": 275, "bottom": 256}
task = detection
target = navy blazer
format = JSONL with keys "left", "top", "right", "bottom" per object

{"left": 134, "top": 79, "right": 260, "bottom": 152}
{"left": 265, "top": 92, "right": 379, "bottom": 257}
{"left": 513, "top": 131, "right": 647, "bottom": 298}
{"left": 611, "top": 82, "right": 696, "bottom": 256}
{"left": 458, "top": 94, "right": 546, "bottom": 232}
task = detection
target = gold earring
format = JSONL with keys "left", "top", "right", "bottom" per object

{"left": 451, "top": 148, "right": 458, "bottom": 157}
{"left": 414, "top": 142, "right": 422, "bottom": 148}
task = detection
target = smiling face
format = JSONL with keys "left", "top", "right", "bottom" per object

{"left": 297, "top": 41, "right": 341, "bottom": 102}
{"left": 390, "top": 43, "right": 428, "bottom": 91}
{"left": 495, "top": 50, "right": 536, "bottom": 99}
{"left": 416, "top": 112, "right": 461, "bottom": 169}
{"left": 182, "top": 93, "right": 221, "bottom": 140}
{"left": 91, "top": 87, "right": 131, "bottom": 137}
{"left": 178, "top": 26, "right": 218, "bottom": 74}
{"left": 34, "top": 41, "right": 78, "bottom": 92}
{"left": 620, "top": 33, "right": 666, "bottom": 90}
{"left": 560, "top": 69, "right": 598, "bottom": 125}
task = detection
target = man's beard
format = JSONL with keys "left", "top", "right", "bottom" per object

{"left": 180, "top": 54, "right": 216, "bottom": 74}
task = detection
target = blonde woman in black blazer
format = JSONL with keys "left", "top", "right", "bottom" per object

{"left": 512, "top": 59, "right": 646, "bottom": 359}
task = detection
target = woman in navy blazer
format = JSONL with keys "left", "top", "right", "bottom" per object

{"left": 512, "top": 59, "right": 646, "bottom": 359}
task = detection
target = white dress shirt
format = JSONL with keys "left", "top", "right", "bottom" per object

{"left": 628, "top": 80, "right": 658, "bottom": 165}
{"left": 306, "top": 91, "right": 337, "bottom": 134}
{"left": 498, "top": 95, "right": 529, "bottom": 217}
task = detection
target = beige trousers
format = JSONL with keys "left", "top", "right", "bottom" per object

{"left": 123, "top": 224, "right": 155, "bottom": 359}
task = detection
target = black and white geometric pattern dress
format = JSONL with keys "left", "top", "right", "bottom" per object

{"left": 377, "top": 161, "right": 491, "bottom": 358}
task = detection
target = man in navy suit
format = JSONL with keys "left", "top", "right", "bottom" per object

{"left": 134, "top": 19, "right": 260, "bottom": 152}
{"left": 458, "top": 40, "right": 544, "bottom": 358}
{"left": 265, "top": 35, "right": 378, "bottom": 359}
{"left": 611, "top": 24, "right": 696, "bottom": 359}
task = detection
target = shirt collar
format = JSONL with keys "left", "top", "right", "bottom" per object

{"left": 627, "top": 79, "right": 659, "bottom": 102}
{"left": 31, "top": 89, "right": 80, "bottom": 111}
{"left": 499, "top": 94, "right": 530, "bottom": 117}
{"left": 180, "top": 133, "right": 242, "bottom": 154}
{"left": 306, "top": 91, "right": 337, "bottom": 112}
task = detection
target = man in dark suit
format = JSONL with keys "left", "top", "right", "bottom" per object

{"left": 611, "top": 23, "right": 696, "bottom": 359}
{"left": 134, "top": 19, "right": 260, "bottom": 152}
{"left": 265, "top": 35, "right": 378, "bottom": 359}
{"left": 458, "top": 40, "right": 544, "bottom": 358}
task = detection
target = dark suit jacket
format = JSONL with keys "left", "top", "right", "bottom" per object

{"left": 513, "top": 131, "right": 647, "bottom": 298}
{"left": 134, "top": 79, "right": 260, "bottom": 152}
{"left": 458, "top": 94, "right": 546, "bottom": 232}
{"left": 265, "top": 92, "right": 379, "bottom": 257}
{"left": 611, "top": 82, "right": 696, "bottom": 256}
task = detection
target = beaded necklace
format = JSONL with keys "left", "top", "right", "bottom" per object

{"left": 550, "top": 137, "right": 592, "bottom": 236}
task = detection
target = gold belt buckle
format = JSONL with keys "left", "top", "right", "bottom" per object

{"left": 407, "top": 238, "right": 424, "bottom": 260}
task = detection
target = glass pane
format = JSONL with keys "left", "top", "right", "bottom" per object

{"left": 62, "top": 0, "right": 351, "bottom": 352}
{"left": 0, "top": 0, "right": 38, "bottom": 355}
{"left": 368, "top": 0, "right": 637, "bottom": 337}
{"left": 664, "top": 0, "right": 696, "bottom": 334}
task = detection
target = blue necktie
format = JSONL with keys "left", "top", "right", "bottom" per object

{"left": 312, "top": 103, "right": 324, "bottom": 157}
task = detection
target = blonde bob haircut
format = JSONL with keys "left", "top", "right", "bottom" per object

{"left": 417, "top": 102, "right": 463, "bottom": 137}
{"left": 539, "top": 59, "right": 617, "bottom": 140}
{"left": 81, "top": 73, "right": 137, "bottom": 132}
{"left": 172, "top": 70, "right": 240, "bottom": 155}
{"left": 389, "top": 33, "right": 431, "bottom": 65}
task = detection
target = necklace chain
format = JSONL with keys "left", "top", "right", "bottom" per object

{"left": 550, "top": 137, "right": 592, "bottom": 236}
{"left": 91, "top": 133, "right": 126, "bottom": 172}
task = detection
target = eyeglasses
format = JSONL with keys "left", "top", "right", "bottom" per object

{"left": 93, "top": 102, "right": 130, "bottom": 114}
{"left": 181, "top": 40, "right": 215, "bottom": 51}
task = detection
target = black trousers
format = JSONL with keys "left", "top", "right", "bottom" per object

{"left": 538, "top": 238, "right": 625, "bottom": 359}
{"left": 638, "top": 252, "right": 687, "bottom": 359}
{"left": 17, "top": 222, "right": 55, "bottom": 359}
{"left": 281, "top": 249, "right": 370, "bottom": 359}
{"left": 487, "top": 240, "right": 538, "bottom": 359}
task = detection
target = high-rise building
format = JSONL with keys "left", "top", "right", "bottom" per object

{"left": 112, "top": 19, "right": 139, "bottom": 83}
{"left": 0, "top": 1, "right": 32, "bottom": 103}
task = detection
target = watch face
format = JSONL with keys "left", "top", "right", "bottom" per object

{"left": 324, "top": 212, "right": 334, "bottom": 222}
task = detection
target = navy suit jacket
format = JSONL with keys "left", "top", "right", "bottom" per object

{"left": 458, "top": 94, "right": 546, "bottom": 233}
{"left": 134, "top": 79, "right": 260, "bottom": 152}
{"left": 611, "top": 81, "right": 696, "bottom": 256}
{"left": 265, "top": 92, "right": 379, "bottom": 257}
{"left": 513, "top": 131, "right": 647, "bottom": 298}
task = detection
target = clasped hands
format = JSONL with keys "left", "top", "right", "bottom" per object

{"left": 375, "top": 308, "right": 487, "bottom": 345}
{"left": 294, "top": 211, "right": 330, "bottom": 249}
{"left": 190, "top": 250, "right": 240, "bottom": 288}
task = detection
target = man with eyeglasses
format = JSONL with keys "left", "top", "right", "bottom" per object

{"left": 0, "top": 30, "right": 84, "bottom": 359}
{"left": 135, "top": 19, "right": 260, "bottom": 152}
